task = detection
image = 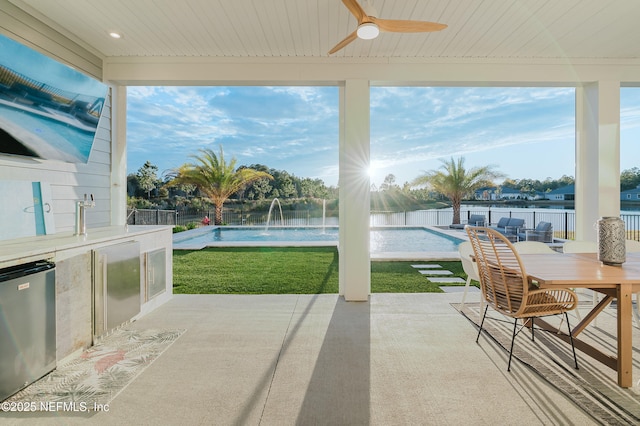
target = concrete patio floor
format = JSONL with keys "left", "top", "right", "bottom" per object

{"left": 3, "top": 291, "right": 603, "bottom": 425}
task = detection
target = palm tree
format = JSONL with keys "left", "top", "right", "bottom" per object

{"left": 168, "top": 147, "right": 273, "bottom": 225}
{"left": 412, "top": 157, "right": 504, "bottom": 225}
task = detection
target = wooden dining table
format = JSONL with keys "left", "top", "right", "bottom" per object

{"left": 519, "top": 251, "right": 640, "bottom": 388}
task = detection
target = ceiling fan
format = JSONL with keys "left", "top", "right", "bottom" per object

{"left": 328, "top": 0, "right": 447, "bottom": 54}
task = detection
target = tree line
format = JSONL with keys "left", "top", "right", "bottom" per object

{"left": 127, "top": 147, "right": 640, "bottom": 225}
{"left": 127, "top": 148, "right": 342, "bottom": 224}
{"left": 128, "top": 160, "right": 339, "bottom": 207}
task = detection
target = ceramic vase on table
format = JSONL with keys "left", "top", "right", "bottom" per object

{"left": 597, "top": 216, "right": 626, "bottom": 266}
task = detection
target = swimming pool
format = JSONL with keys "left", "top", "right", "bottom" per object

{"left": 173, "top": 226, "right": 464, "bottom": 253}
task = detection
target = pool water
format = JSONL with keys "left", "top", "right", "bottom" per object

{"left": 370, "top": 228, "right": 461, "bottom": 252}
{"left": 174, "top": 226, "right": 463, "bottom": 252}
{"left": 212, "top": 227, "right": 337, "bottom": 242}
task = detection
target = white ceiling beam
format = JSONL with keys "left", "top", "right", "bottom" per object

{"left": 104, "top": 57, "right": 640, "bottom": 87}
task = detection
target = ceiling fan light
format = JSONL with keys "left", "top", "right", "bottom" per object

{"left": 357, "top": 22, "right": 379, "bottom": 40}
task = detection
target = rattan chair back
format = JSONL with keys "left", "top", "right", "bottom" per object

{"left": 466, "top": 226, "right": 529, "bottom": 317}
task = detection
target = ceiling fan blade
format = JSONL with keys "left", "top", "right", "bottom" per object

{"left": 342, "top": 0, "right": 367, "bottom": 24}
{"left": 328, "top": 30, "right": 358, "bottom": 54}
{"left": 372, "top": 17, "right": 447, "bottom": 33}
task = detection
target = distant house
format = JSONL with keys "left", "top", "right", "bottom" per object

{"left": 474, "top": 186, "right": 497, "bottom": 200}
{"left": 504, "top": 189, "right": 546, "bottom": 201}
{"left": 473, "top": 186, "right": 541, "bottom": 201}
{"left": 546, "top": 184, "right": 575, "bottom": 201}
{"left": 527, "top": 191, "right": 547, "bottom": 201}
{"left": 621, "top": 185, "right": 640, "bottom": 201}
{"left": 499, "top": 187, "right": 523, "bottom": 200}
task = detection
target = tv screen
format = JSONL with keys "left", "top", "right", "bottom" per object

{"left": 0, "top": 34, "right": 108, "bottom": 163}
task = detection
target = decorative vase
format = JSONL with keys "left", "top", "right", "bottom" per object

{"left": 597, "top": 216, "right": 626, "bottom": 266}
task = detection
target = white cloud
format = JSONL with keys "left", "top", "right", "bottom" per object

{"left": 127, "top": 85, "right": 640, "bottom": 187}
{"left": 268, "top": 86, "right": 324, "bottom": 103}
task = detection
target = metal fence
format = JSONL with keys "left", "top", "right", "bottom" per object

{"left": 127, "top": 207, "right": 640, "bottom": 241}
{"left": 370, "top": 209, "right": 576, "bottom": 240}
{"left": 127, "top": 208, "right": 338, "bottom": 227}
{"left": 127, "top": 209, "right": 177, "bottom": 226}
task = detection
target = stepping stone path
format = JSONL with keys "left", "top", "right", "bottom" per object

{"left": 418, "top": 270, "right": 453, "bottom": 276}
{"left": 411, "top": 264, "right": 466, "bottom": 290}
{"left": 439, "top": 285, "right": 479, "bottom": 293}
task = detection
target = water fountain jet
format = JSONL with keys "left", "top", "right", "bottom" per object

{"left": 322, "top": 198, "right": 326, "bottom": 233}
{"left": 265, "top": 198, "right": 284, "bottom": 232}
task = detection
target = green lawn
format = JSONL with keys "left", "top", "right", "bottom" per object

{"left": 173, "top": 247, "right": 470, "bottom": 294}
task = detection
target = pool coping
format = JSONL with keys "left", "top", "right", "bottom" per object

{"left": 172, "top": 225, "right": 467, "bottom": 260}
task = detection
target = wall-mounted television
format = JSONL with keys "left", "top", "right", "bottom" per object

{"left": 0, "top": 34, "right": 108, "bottom": 163}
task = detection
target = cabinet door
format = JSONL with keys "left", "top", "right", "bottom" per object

{"left": 145, "top": 248, "right": 166, "bottom": 301}
{"left": 93, "top": 241, "right": 140, "bottom": 338}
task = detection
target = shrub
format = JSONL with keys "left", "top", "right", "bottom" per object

{"left": 173, "top": 225, "right": 187, "bottom": 233}
{"left": 128, "top": 196, "right": 157, "bottom": 210}
{"left": 186, "top": 222, "right": 198, "bottom": 230}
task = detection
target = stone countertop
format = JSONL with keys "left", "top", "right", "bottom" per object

{"left": 0, "top": 225, "right": 173, "bottom": 267}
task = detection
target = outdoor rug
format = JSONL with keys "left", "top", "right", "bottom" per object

{"left": 4, "top": 328, "right": 185, "bottom": 410}
{"left": 455, "top": 302, "right": 640, "bottom": 426}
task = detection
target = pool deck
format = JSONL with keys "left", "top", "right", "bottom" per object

{"left": 2, "top": 293, "right": 602, "bottom": 425}
{"left": 172, "top": 225, "right": 467, "bottom": 260}
{"left": 371, "top": 251, "right": 460, "bottom": 261}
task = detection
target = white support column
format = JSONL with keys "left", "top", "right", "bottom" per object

{"left": 110, "top": 85, "right": 127, "bottom": 226}
{"left": 339, "top": 86, "right": 346, "bottom": 296}
{"left": 575, "top": 81, "right": 621, "bottom": 241}
{"left": 339, "top": 80, "right": 370, "bottom": 301}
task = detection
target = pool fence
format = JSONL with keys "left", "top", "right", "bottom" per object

{"left": 126, "top": 207, "right": 640, "bottom": 241}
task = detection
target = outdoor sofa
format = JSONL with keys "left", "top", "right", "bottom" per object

{"left": 517, "top": 221, "right": 553, "bottom": 243}
{"left": 487, "top": 217, "right": 525, "bottom": 239}
{"left": 449, "top": 214, "right": 486, "bottom": 229}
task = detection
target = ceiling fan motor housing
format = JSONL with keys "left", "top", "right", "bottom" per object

{"left": 357, "top": 22, "right": 379, "bottom": 39}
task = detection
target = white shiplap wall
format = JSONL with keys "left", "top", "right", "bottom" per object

{"left": 0, "top": 0, "right": 111, "bottom": 235}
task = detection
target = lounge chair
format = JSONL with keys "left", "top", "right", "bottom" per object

{"left": 563, "top": 240, "right": 597, "bottom": 253}
{"left": 563, "top": 240, "right": 598, "bottom": 322}
{"left": 517, "top": 221, "right": 553, "bottom": 242}
{"left": 487, "top": 217, "right": 524, "bottom": 239}
{"left": 627, "top": 240, "right": 640, "bottom": 328}
{"left": 513, "top": 241, "right": 557, "bottom": 254}
{"left": 449, "top": 214, "right": 486, "bottom": 230}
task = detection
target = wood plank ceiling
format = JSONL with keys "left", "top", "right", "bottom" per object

{"left": 9, "top": 0, "right": 640, "bottom": 61}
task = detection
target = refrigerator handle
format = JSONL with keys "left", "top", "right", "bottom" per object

{"left": 101, "top": 253, "right": 108, "bottom": 332}
{"left": 93, "top": 251, "right": 108, "bottom": 338}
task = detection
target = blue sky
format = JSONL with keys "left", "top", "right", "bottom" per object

{"left": 127, "top": 86, "right": 640, "bottom": 188}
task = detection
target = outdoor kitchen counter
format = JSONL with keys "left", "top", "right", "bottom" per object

{"left": 0, "top": 225, "right": 174, "bottom": 362}
{"left": 0, "top": 225, "right": 172, "bottom": 268}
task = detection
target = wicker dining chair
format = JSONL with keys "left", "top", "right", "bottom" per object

{"left": 459, "top": 240, "right": 482, "bottom": 310}
{"left": 466, "top": 226, "right": 580, "bottom": 371}
{"left": 625, "top": 240, "right": 640, "bottom": 328}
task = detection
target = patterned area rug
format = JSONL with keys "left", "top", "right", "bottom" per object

{"left": 4, "top": 328, "right": 185, "bottom": 410}
{"left": 455, "top": 303, "right": 640, "bottom": 425}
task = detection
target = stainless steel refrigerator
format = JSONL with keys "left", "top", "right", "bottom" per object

{"left": 93, "top": 241, "right": 140, "bottom": 339}
{"left": 0, "top": 261, "right": 56, "bottom": 401}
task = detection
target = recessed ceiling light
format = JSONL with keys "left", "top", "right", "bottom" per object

{"left": 109, "top": 32, "right": 122, "bottom": 39}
